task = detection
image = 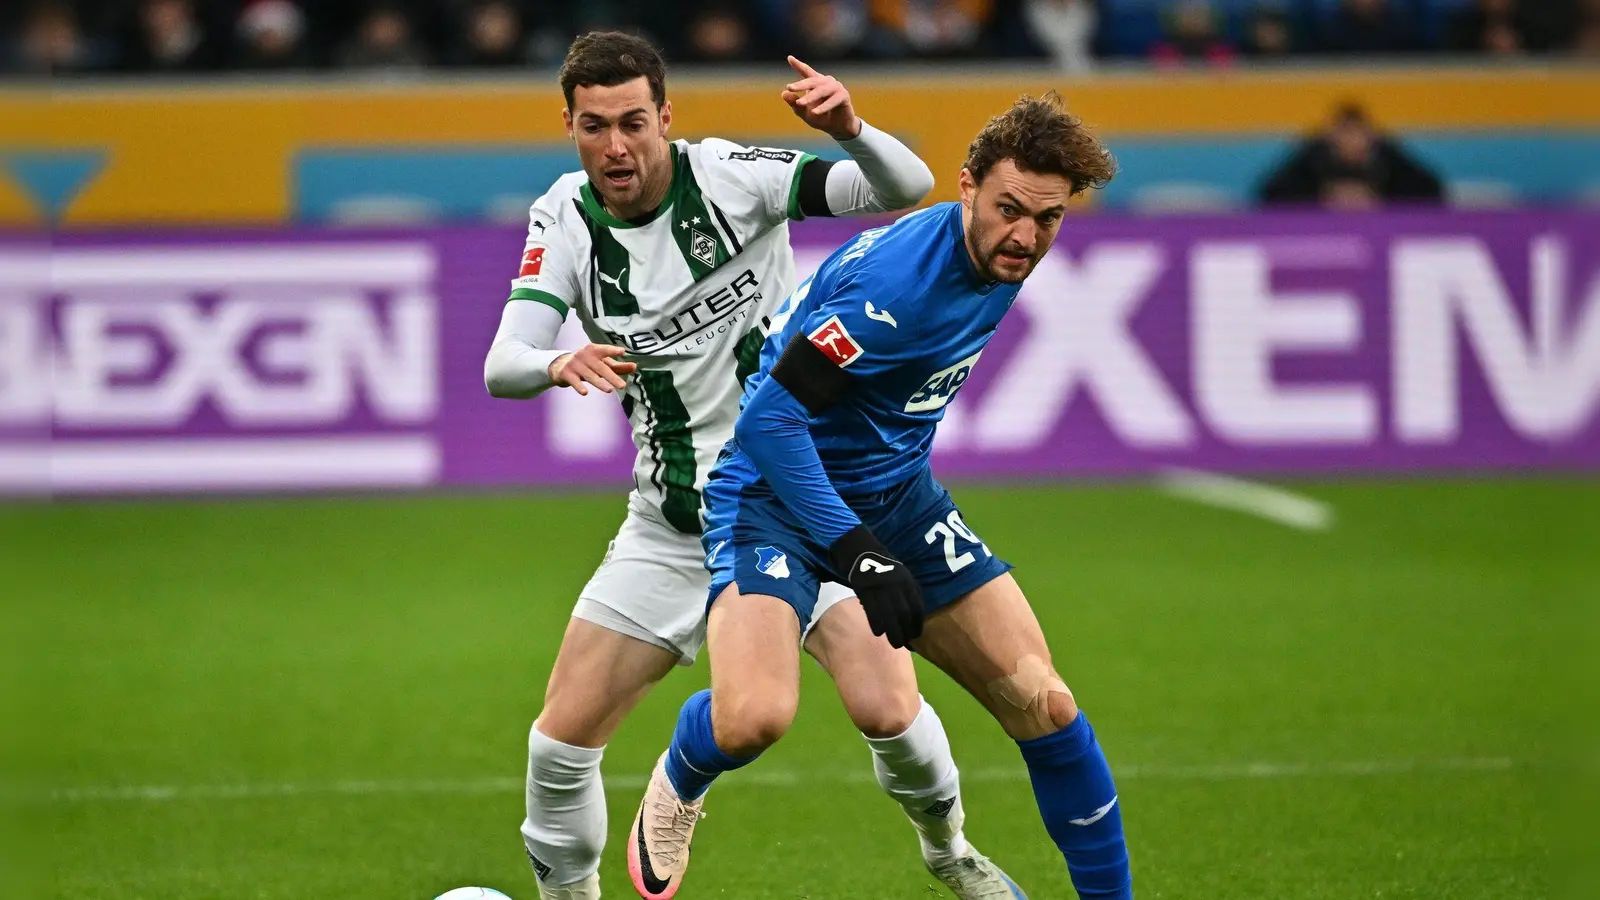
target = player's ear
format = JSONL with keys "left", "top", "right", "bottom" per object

{"left": 958, "top": 168, "right": 977, "bottom": 208}
{"left": 659, "top": 99, "right": 673, "bottom": 136}
{"left": 562, "top": 107, "right": 574, "bottom": 141}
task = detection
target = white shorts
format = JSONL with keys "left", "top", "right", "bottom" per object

{"left": 574, "top": 504, "right": 854, "bottom": 665}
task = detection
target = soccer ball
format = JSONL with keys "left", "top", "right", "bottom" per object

{"left": 433, "top": 889, "right": 512, "bottom": 900}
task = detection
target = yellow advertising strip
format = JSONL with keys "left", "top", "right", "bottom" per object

{"left": 2, "top": 65, "right": 1587, "bottom": 225}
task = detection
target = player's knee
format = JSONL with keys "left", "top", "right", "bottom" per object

{"left": 985, "top": 654, "right": 1078, "bottom": 741}
{"left": 844, "top": 686, "right": 923, "bottom": 740}
{"left": 527, "top": 723, "right": 601, "bottom": 786}
{"left": 533, "top": 705, "right": 607, "bottom": 749}
{"left": 712, "top": 693, "right": 796, "bottom": 757}
{"left": 1045, "top": 689, "right": 1079, "bottom": 732}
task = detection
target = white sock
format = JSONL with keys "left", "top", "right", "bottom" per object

{"left": 863, "top": 697, "right": 971, "bottom": 865}
{"left": 522, "top": 725, "right": 607, "bottom": 888}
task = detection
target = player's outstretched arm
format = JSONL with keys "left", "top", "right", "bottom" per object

{"left": 484, "top": 300, "right": 636, "bottom": 398}
{"left": 782, "top": 56, "right": 934, "bottom": 217}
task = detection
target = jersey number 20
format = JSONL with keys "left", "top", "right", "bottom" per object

{"left": 924, "top": 510, "right": 992, "bottom": 572}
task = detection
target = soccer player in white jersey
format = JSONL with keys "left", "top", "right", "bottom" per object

{"left": 483, "top": 32, "right": 1026, "bottom": 900}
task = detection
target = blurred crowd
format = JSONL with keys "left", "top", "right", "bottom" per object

{"left": 7, "top": 0, "right": 1597, "bottom": 76}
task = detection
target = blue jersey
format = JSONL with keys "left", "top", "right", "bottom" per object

{"left": 725, "top": 201, "right": 1020, "bottom": 545}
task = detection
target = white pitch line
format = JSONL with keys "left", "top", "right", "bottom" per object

{"left": 1156, "top": 468, "right": 1334, "bottom": 532}
{"left": 36, "top": 757, "right": 1514, "bottom": 804}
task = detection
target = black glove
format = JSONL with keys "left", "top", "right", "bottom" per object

{"left": 828, "top": 524, "right": 925, "bottom": 649}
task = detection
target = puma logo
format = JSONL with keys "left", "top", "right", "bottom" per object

{"left": 599, "top": 267, "right": 627, "bottom": 291}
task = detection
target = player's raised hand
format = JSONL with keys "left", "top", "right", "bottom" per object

{"left": 549, "top": 343, "right": 637, "bottom": 396}
{"left": 781, "top": 55, "right": 862, "bottom": 142}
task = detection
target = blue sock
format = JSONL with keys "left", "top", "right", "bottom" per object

{"left": 663, "top": 689, "right": 755, "bottom": 801}
{"left": 1016, "top": 713, "right": 1132, "bottom": 899}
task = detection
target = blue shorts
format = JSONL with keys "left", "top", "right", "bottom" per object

{"left": 701, "top": 443, "right": 1012, "bottom": 626}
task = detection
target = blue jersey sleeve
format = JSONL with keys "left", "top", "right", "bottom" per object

{"left": 792, "top": 269, "right": 920, "bottom": 380}
{"left": 734, "top": 378, "right": 860, "bottom": 544}
{"left": 734, "top": 272, "right": 916, "bottom": 547}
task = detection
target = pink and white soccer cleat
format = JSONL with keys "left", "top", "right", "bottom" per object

{"left": 626, "top": 753, "right": 704, "bottom": 899}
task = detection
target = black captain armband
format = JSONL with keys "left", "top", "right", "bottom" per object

{"left": 769, "top": 330, "right": 853, "bottom": 416}
{"left": 796, "top": 159, "right": 840, "bottom": 219}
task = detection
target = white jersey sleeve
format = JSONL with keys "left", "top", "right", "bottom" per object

{"left": 692, "top": 138, "right": 818, "bottom": 232}
{"left": 508, "top": 185, "right": 586, "bottom": 316}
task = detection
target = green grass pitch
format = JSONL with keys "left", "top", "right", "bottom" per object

{"left": 7, "top": 478, "right": 1587, "bottom": 899}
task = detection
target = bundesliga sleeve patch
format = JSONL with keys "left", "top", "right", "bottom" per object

{"left": 519, "top": 246, "right": 546, "bottom": 277}
{"left": 808, "top": 315, "right": 864, "bottom": 367}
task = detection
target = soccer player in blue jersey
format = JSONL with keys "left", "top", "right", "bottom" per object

{"left": 626, "top": 93, "right": 1130, "bottom": 900}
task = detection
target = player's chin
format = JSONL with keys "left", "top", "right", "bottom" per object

{"left": 597, "top": 181, "right": 638, "bottom": 208}
{"left": 988, "top": 253, "right": 1036, "bottom": 283}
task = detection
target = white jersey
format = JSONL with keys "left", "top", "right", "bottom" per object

{"left": 509, "top": 139, "right": 818, "bottom": 535}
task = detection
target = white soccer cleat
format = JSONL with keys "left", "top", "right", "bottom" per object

{"left": 626, "top": 753, "right": 704, "bottom": 900}
{"left": 536, "top": 872, "right": 600, "bottom": 899}
{"left": 927, "top": 846, "right": 1030, "bottom": 900}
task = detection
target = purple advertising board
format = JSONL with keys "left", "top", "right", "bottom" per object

{"left": 6, "top": 209, "right": 1596, "bottom": 495}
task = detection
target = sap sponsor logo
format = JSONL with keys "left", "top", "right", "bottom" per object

{"left": 906, "top": 350, "right": 983, "bottom": 412}
{"left": 601, "top": 269, "right": 763, "bottom": 354}
{"left": 1, "top": 244, "right": 439, "bottom": 429}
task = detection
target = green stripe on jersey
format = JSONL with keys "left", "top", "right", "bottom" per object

{"left": 669, "top": 148, "right": 732, "bottom": 282}
{"left": 573, "top": 202, "right": 639, "bottom": 317}
{"left": 636, "top": 369, "right": 701, "bottom": 534}
{"left": 636, "top": 369, "right": 700, "bottom": 531}
{"left": 507, "top": 287, "right": 570, "bottom": 318}
{"left": 785, "top": 152, "right": 820, "bottom": 221}
{"left": 734, "top": 326, "right": 764, "bottom": 387}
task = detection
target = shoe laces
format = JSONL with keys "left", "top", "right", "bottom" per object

{"left": 645, "top": 794, "right": 703, "bottom": 866}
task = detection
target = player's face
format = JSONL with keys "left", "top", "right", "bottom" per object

{"left": 958, "top": 160, "right": 1072, "bottom": 284}
{"left": 564, "top": 77, "right": 673, "bottom": 218}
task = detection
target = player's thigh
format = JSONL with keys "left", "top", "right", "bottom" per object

{"left": 804, "top": 591, "right": 923, "bottom": 739}
{"left": 537, "top": 616, "right": 680, "bottom": 748}
{"left": 706, "top": 584, "right": 805, "bottom": 754}
{"left": 538, "top": 510, "right": 705, "bottom": 746}
{"left": 579, "top": 510, "right": 713, "bottom": 663}
{"left": 912, "top": 571, "right": 1078, "bottom": 742}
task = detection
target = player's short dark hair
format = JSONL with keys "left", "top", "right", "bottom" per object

{"left": 558, "top": 31, "right": 667, "bottom": 111}
{"left": 963, "top": 92, "right": 1116, "bottom": 196}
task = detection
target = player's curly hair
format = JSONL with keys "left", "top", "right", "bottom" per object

{"left": 559, "top": 31, "right": 667, "bottom": 110}
{"left": 964, "top": 92, "right": 1117, "bottom": 196}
